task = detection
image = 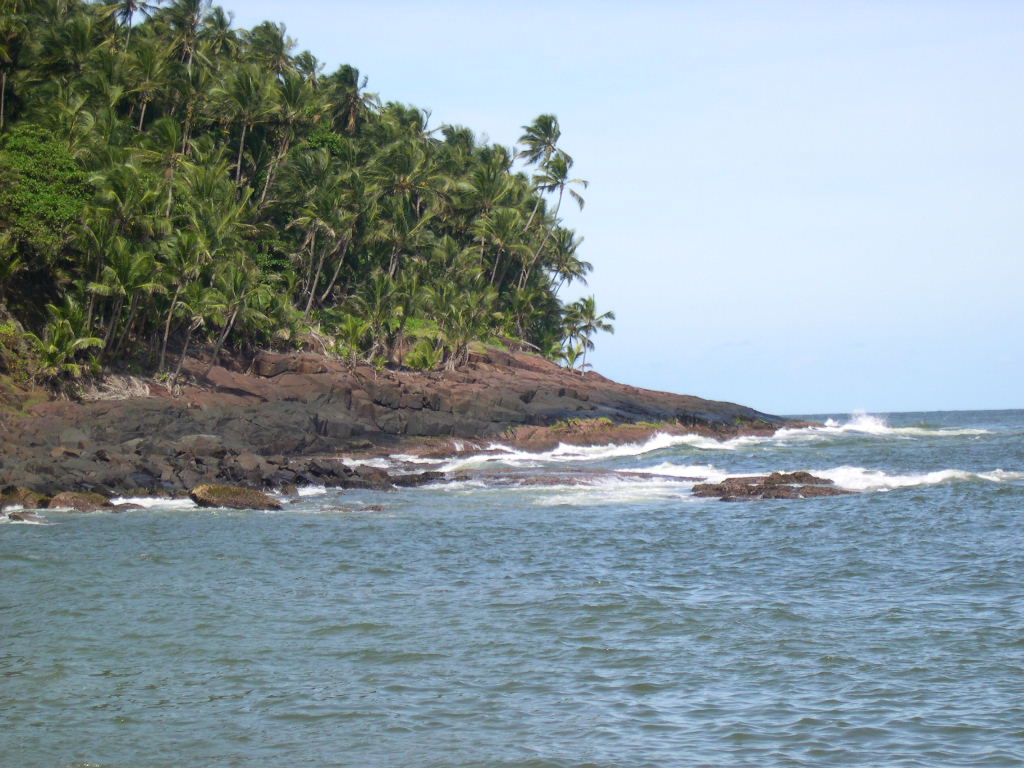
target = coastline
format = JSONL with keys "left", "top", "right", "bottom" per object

{"left": 0, "top": 347, "right": 813, "bottom": 500}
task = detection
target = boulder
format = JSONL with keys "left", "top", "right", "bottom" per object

{"left": 47, "top": 491, "right": 113, "bottom": 512}
{"left": 0, "top": 486, "right": 49, "bottom": 510}
{"left": 189, "top": 484, "right": 282, "bottom": 510}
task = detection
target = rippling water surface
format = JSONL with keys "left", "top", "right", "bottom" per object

{"left": 3, "top": 410, "right": 1024, "bottom": 767}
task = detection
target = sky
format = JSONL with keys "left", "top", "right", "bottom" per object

{"left": 227, "top": 1, "right": 1023, "bottom": 415}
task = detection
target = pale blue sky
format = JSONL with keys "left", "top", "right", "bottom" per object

{"left": 228, "top": 1, "right": 1023, "bottom": 415}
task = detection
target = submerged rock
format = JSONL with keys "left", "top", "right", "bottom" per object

{"left": 189, "top": 484, "right": 282, "bottom": 511}
{"left": 7, "top": 510, "right": 47, "bottom": 523}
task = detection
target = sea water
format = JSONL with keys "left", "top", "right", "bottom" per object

{"left": 2, "top": 410, "right": 1023, "bottom": 767}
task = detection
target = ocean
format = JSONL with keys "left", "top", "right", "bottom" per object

{"left": 3, "top": 410, "right": 1023, "bottom": 767}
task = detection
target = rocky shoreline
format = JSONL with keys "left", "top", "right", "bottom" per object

{"left": 0, "top": 348, "right": 816, "bottom": 505}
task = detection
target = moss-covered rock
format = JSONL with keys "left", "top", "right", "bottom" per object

{"left": 0, "top": 486, "right": 50, "bottom": 510}
{"left": 189, "top": 484, "right": 282, "bottom": 511}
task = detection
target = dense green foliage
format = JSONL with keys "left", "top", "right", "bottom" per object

{"left": 0, "top": 0, "right": 613, "bottom": 383}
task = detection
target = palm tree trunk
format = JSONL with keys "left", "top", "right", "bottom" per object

{"left": 181, "top": 111, "right": 193, "bottom": 155}
{"left": 102, "top": 295, "right": 124, "bottom": 353}
{"left": 1, "top": 70, "right": 6, "bottom": 132}
{"left": 137, "top": 98, "right": 148, "bottom": 131}
{"left": 387, "top": 246, "right": 400, "bottom": 279}
{"left": 113, "top": 293, "right": 139, "bottom": 357}
{"left": 204, "top": 306, "right": 239, "bottom": 377}
{"left": 235, "top": 122, "right": 248, "bottom": 184}
{"left": 170, "top": 322, "right": 195, "bottom": 387}
{"left": 259, "top": 135, "right": 291, "bottom": 207}
{"left": 304, "top": 249, "right": 326, "bottom": 317}
{"left": 159, "top": 284, "right": 183, "bottom": 371}
{"left": 318, "top": 239, "right": 351, "bottom": 304}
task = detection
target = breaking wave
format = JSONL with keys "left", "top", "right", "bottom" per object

{"left": 813, "top": 466, "right": 1024, "bottom": 492}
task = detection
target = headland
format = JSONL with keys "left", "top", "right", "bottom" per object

{"left": 0, "top": 348, "right": 813, "bottom": 499}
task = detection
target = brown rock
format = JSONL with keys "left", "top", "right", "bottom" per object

{"left": 189, "top": 484, "right": 282, "bottom": 510}
{"left": 47, "top": 491, "right": 113, "bottom": 512}
{"left": 0, "top": 486, "right": 49, "bottom": 510}
{"left": 694, "top": 473, "right": 852, "bottom": 501}
{"left": 8, "top": 510, "right": 46, "bottom": 523}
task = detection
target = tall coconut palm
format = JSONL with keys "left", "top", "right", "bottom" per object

{"left": 533, "top": 149, "right": 587, "bottom": 217}
{"left": 564, "top": 295, "right": 614, "bottom": 375}
{"left": 517, "top": 113, "right": 565, "bottom": 167}
{"left": 211, "top": 62, "right": 274, "bottom": 184}
{"left": 258, "top": 69, "right": 320, "bottom": 206}
{"left": 100, "top": 0, "right": 158, "bottom": 51}
{"left": 163, "top": 0, "right": 206, "bottom": 74}
{"left": 127, "top": 38, "right": 170, "bottom": 129}
{"left": 324, "top": 64, "right": 376, "bottom": 134}
{"left": 242, "top": 20, "right": 294, "bottom": 77}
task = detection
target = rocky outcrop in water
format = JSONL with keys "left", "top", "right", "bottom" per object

{"left": 189, "top": 484, "right": 282, "bottom": 511}
{"left": 692, "top": 472, "right": 853, "bottom": 501}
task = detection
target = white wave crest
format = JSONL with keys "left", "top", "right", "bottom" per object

{"left": 795, "top": 412, "right": 991, "bottom": 439}
{"left": 111, "top": 496, "right": 197, "bottom": 509}
{"left": 435, "top": 432, "right": 701, "bottom": 471}
{"left": 341, "top": 457, "right": 393, "bottom": 469}
{"left": 813, "top": 466, "right": 1024, "bottom": 492}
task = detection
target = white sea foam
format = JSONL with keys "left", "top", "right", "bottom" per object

{"left": 811, "top": 466, "right": 1024, "bottom": 492}
{"left": 435, "top": 432, "right": 711, "bottom": 472}
{"left": 111, "top": 496, "right": 197, "bottom": 509}
{"left": 389, "top": 453, "right": 441, "bottom": 464}
{"left": 341, "top": 457, "right": 393, "bottom": 469}
{"left": 534, "top": 475, "right": 699, "bottom": 507}
{"left": 788, "top": 412, "right": 991, "bottom": 439}
{"left": 296, "top": 485, "right": 328, "bottom": 497}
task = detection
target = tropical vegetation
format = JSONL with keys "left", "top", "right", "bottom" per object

{"left": 0, "top": 0, "right": 614, "bottom": 387}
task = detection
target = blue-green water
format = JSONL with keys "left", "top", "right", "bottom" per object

{"left": 3, "top": 410, "right": 1024, "bottom": 767}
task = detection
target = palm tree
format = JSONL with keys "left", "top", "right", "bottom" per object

{"left": 163, "top": 0, "right": 207, "bottom": 74}
{"left": 546, "top": 227, "right": 591, "bottom": 292}
{"left": 564, "top": 295, "right": 614, "bottom": 375}
{"left": 198, "top": 5, "right": 237, "bottom": 59}
{"left": 517, "top": 113, "right": 565, "bottom": 167}
{"left": 157, "top": 229, "right": 203, "bottom": 370}
{"left": 211, "top": 63, "right": 274, "bottom": 184}
{"left": 203, "top": 257, "right": 271, "bottom": 374}
{"left": 534, "top": 149, "right": 587, "bottom": 217}
{"left": 87, "top": 236, "right": 164, "bottom": 356}
{"left": 137, "top": 116, "right": 184, "bottom": 215}
{"left": 127, "top": 37, "right": 169, "bottom": 130}
{"left": 243, "top": 20, "right": 294, "bottom": 77}
{"left": 324, "top": 64, "right": 376, "bottom": 134}
{"left": 470, "top": 206, "right": 528, "bottom": 287}
{"left": 29, "top": 299, "right": 104, "bottom": 381}
{"left": 101, "top": 0, "right": 157, "bottom": 51}
{"left": 258, "top": 69, "right": 320, "bottom": 206}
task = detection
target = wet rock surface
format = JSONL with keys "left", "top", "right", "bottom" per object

{"left": 189, "top": 484, "right": 283, "bottom": 511}
{"left": 47, "top": 491, "right": 114, "bottom": 512}
{"left": 692, "top": 472, "right": 853, "bottom": 501}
